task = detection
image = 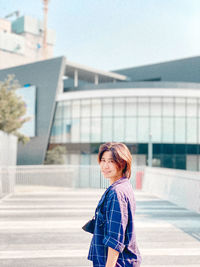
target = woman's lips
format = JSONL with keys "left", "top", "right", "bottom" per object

{"left": 102, "top": 171, "right": 110, "bottom": 175}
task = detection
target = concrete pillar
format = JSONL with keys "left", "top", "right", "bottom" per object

{"left": 74, "top": 69, "right": 78, "bottom": 87}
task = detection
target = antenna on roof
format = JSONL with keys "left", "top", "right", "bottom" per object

{"left": 42, "top": 0, "right": 49, "bottom": 60}
{"left": 4, "top": 11, "right": 20, "bottom": 19}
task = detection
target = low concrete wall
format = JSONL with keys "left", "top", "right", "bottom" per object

{"left": 143, "top": 167, "right": 200, "bottom": 213}
{"left": 0, "top": 131, "right": 17, "bottom": 196}
{"left": 0, "top": 165, "right": 144, "bottom": 197}
{"left": 0, "top": 130, "right": 17, "bottom": 166}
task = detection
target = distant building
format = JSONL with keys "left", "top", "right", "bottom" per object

{"left": 0, "top": 15, "right": 55, "bottom": 69}
{"left": 0, "top": 56, "right": 199, "bottom": 171}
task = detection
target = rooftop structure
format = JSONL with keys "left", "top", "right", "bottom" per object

{"left": 0, "top": 15, "right": 55, "bottom": 69}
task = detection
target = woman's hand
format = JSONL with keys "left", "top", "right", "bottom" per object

{"left": 105, "top": 247, "right": 119, "bottom": 267}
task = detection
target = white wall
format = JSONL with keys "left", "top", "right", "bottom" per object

{"left": 0, "top": 131, "right": 17, "bottom": 196}
{"left": 0, "top": 130, "right": 17, "bottom": 166}
{"left": 0, "top": 31, "right": 25, "bottom": 54}
{"left": 0, "top": 18, "right": 11, "bottom": 32}
{"left": 143, "top": 167, "right": 200, "bottom": 213}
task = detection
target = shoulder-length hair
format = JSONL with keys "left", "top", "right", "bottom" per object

{"left": 98, "top": 142, "right": 132, "bottom": 178}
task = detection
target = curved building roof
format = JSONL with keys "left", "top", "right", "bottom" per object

{"left": 114, "top": 56, "right": 200, "bottom": 84}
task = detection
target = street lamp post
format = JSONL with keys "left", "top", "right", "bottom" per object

{"left": 148, "top": 133, "right": 153, "bottom": 167}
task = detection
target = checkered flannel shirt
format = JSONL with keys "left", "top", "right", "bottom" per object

{"left": 88, "top": 177, "right": 141, "bottom": 267}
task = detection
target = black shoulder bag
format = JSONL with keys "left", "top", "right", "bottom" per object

{"left": 82, "top": 187, "right": 110, "bottom": 234}
{"left": 82, "top": 216, "right": 95, "bottom": 234}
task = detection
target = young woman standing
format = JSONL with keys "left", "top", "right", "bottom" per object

{"left": 87, "top": 142, "right": 141, "bottom": 267}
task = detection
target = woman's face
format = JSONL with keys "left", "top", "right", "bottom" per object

{"left": 99, "top": 151, "right": 122, "bottom": 180}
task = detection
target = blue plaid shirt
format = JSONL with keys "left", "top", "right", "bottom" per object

{"left": 88, "top": 177, "right": 141, "bottom": 267}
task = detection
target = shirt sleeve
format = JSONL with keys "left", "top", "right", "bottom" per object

{"left": 103, "top": 190, "right": 128, "bottom": 253}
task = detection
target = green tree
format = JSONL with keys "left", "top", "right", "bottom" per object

{"left": 0, "top": 75, "right": 30, "bottom": 144}
{"left": 44, "top": 146, "right": 67, "bottom": 164}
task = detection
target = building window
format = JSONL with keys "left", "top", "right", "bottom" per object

{"left": 63, "top": 101, "right": 71, "bottom": 119}
{"left": 150, "top": 97, "right": 162, "bottom": 116}
{"left": 187, "top": 117, "right": 197, "bottom": 144}
{"left": 72, "top": 100, "right": 80, "bottom": 118}
{"left": 102, "top": 117, "right": 113, "bottom": 141}
{"left": 175, "top": 118, "right": 186, "bottom": 143}
{"left": 138, "top": 97, "right": 149, "bottom": 116}
{"left": 126, "top": 97, "right": 137, "bottom": 117}
{"left": 125, "top": 117, "right": 137, "bottom": 142}
{"left": 187, "top": 98, "right": 197, "bottom": 117}
{"left": 150, "top": 117, "right": 162, "bottom": 143}
{"left": 102, "top": 98, "right": 113, "bottom": 117}
{"left": 175, "top": 98, "right": 186, "bottom": 117}
{"left": 80, "top": 118, "right": 90, "bottom": 142}
{"left": 113, "top": 98, "right": 125, "bottom": 117}
{"left": 113, "top": 117, "right": 125, "bottom": 141}
{"left": 91, "top": 99, "right": 101, "bottom": 117}
{"left": 91, "top": 118, "right": 101, "bottom": 142}
{"left": 138, "top": 117, "right": 149, "bottom": 143}
{"left": 81, "top": 99, "right": 91, "bottom": 117}
{"left": 71, "top": 118, "right": 80, "bottom": 142}
{"left": 163, "top": 117, "right": 174, "bottom": 143}
{"left": 55, "top": 102, "right": 63, "bottom": 119}
{"left": 163, "top": 98, "right": 174, "bottom": 116}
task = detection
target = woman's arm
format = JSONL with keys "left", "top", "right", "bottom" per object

{"left": 104, "top": 192, "right": 128, "bottom": 266}
{"left": 106, "top": 247, "right": 119, "bottom": 267}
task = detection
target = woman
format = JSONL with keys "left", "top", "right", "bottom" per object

{"left": 88, "top": 142, "right": 141, "bottom": 267}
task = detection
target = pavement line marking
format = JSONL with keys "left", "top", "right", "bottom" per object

{"left": 1, "top": 243, "right": 199, "bottom": 250}
{"left": 0, "top": 205, "right": 97, "bottom": 209}
{"left": 3, "top": 198, "right": 100, "bottom": 201}
{"left": 0, "top": 210, "right": 189, "bottom": 216}
{"left": 0, "top": 209, "right": 96, "bottom": 214}
{"left": 0, "top": 228, "right": 83, "bottom": 233}
{"left": 0, "top": 250, "right": 89, "bottom": 259}
{"left": 140, "top": 266, "right": 200, "bottom": 267}
{"left": 0, "top": 221, "right": 175, "bottom": 229}
{"left": 0, "top": 204, "right": 184, "bottom": 211}
{"left": 140, "top": 247, "right": 200, "bottom": 255}
{"left": 0, "top": 248, "right": 200, "bottom": 259}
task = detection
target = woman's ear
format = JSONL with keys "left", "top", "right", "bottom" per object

{"left": 122, "top": 163, "right": 127, "bottom": 174}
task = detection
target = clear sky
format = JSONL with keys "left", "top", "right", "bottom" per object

{"left": 1, "top": 0, "right": 200, "bottom": 71}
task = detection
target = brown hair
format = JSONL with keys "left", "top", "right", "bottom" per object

{"left": 98, "top": 142, "right": 132, "bottom": 178}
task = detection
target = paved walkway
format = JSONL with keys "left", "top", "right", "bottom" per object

{"left": 0, "top": 186, "right": 200, "bottom": 267}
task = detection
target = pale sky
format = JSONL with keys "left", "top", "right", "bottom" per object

{"left": 1, "top": 0, "right": 200, "bottom": 71}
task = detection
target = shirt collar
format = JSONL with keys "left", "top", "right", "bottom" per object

{"left": 109, "top": 176, "right": 128, "bottom": 188}
{"left": 96, "top": 177, "right": 128, "bottom": 209}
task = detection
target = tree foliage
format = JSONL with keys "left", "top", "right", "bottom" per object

{"left": 44, "top": 146, "right": 67, "bottom": 165}
{"left": 0, "top": 75, "right": 30, "bottom": 144}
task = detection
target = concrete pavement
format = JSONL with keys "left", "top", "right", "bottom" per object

{"left": 0, "top": 186, "right": 200, "bottom": 267}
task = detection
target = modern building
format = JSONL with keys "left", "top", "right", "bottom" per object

{"left": 0, "top": 56, "right": 200, "bottom": 171}
{"left": 0, "top": 15, "right": 55, "bottom": 69}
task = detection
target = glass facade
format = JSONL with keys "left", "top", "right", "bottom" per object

{"left": 49, "top": 95, "right": 200, "bottom": 171}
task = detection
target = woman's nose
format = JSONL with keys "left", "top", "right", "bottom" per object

{"left": 103, "top": 162, "right": 109, "bottom": 168}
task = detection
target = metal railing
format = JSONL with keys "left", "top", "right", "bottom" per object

{"left": 0, "top": 165, "right": 145, "bottom": 197}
